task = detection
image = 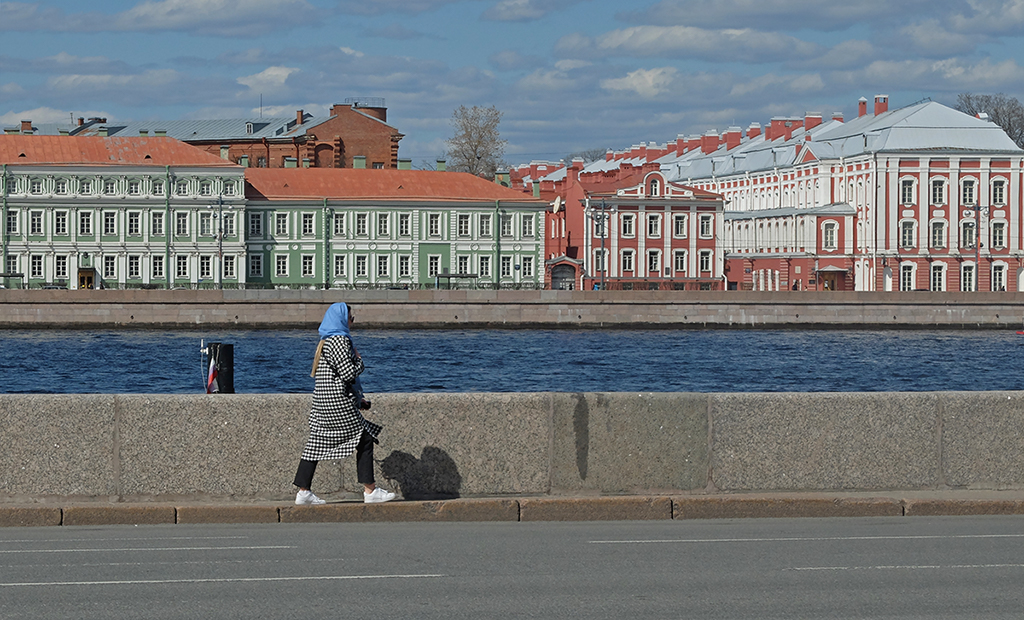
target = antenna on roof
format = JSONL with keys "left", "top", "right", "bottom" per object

{"left": 260, "top": 94, "right": 263, "bottom": 119}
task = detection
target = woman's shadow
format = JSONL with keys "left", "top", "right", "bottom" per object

{"left": 379, "top": 447, "right": 462, "bottom": 500}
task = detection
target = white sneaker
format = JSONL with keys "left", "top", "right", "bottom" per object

{"left": 363, "top": 487, "right": 397, "bottom": 504}
{"left": 295, "top": 490, "right": 326, "bottom": 505}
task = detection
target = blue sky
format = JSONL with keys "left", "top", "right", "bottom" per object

{"left": 2, "top": 0, "right": 1023, "bottom": 168}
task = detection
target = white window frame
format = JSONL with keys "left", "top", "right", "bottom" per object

{"left": 176, "top": 255, "right": 189, "bottom": 279}
{"left": 522, "top": 215, "right": 534, "bottom": 238}
{"left": 930, "top": 263, "right": 945, "bottom": 292}
{"left": 961, "top": 220, "right": 977, "bottom": 249}
{"left": 54, "top": 211, "right": 68, "bottom": 236}
{"left": 930, "top": 220, "right": 946, "bottom": 248}
{"left": 900, "top": 264, "right": 914, "bottom": 291}
{"left": 129, "top": 255, "right": 142, "bottom": 280}
{"left": 647, "top": 213, "right": 661, "bottom": 238}
{"left": 6, "top": 209, "right": 19, "bottom": 234}
{"left": 900, "top": 178, "right": 915, "bottom": 205}
{"left": 961, "top": 178, "right": 976, "bottom": 205}
{"left": 930, "top": 178, "right": 946, "bottom": 205}
{"left": 621, "top": 214, "right": 635, "bottom": 238}
{"left": 79, "top": 212, "right": 92, "bottom": 236}
{"left": 399, "top": 213, "right": 411, "bottom": 237}
{"left": 427, "top": 255, "right": 440, "bottom": 277}
{"left": 249, "top": 213, "right": 263, "bottom": 237}
{"left": 301, "top": 254, "right": 315, "bottom": 278}
{"left": 104, "top": 255, "right": 117, "bottom": 279}
{"left": 621, "top": 249, "right": 634, "bottom": 273}
{"left": 822, "top": 221, "right": 838, "bottom": 251}
{"left": 356, "top": 213, "right": 368, "bottom": 237}
{"left": 151, "top": 212, "right": 164, "bottom": 237}
{"left": 29, "top": 211, "right": 43, "bottom": 236}
{"left": 302, "top": 213, "right": 316, "bottom": 237}
{"left": 991, "top": 221, "right": 1006, "bottom": 249}
{"left": 899, "top": 220, "right": 916, "bottom": 249}
{"left": 429, "top": 214, "right": 441, "bottom": 238}
{"left": 501, "top": 255, "right": 513, "bottom": 278}
{"left": 333, "top": 213, "right": 346, "bottom": 237}
{"left": 30, "top": 254, "right": 44, "bottom": 279}
{"left": 479, "top": 214, "right": 491, "bottom": 238}
{"left": 356, "top": 255, "right": 368, "bottom": 278}
{"left": 199, "top": 256, "right": 212, "bottom": 280}
{"left": 458, "top": 214, "right": 471, "bottom": 237}
{"left": 992, "top": 179, "right": 1007, "bottom": 206}
{"left": 152, "top": 255, "right": 164, "bottom": 279}
{"left": 479, "top": 255, "right": 490, "bottom": 278}
{"left": 275, "top": 212, "right": 289, "bottom": 236}
{"left": 673, "top": 214, "right": 687, "bottom": 238}
{"left": 275, "top": 254, "right": 289, "bottom": 277}
{"left": 176, "top": 212, "right": 189, "bottom": 236}
{"left": 377, "top": 255, "right": 389, "bottom": 278}
{"left": 699, "top": 250, "right": 712, "bottom": 273}
{"left": 334, "top": 254, "right": 346, "bottom": 278}
{"left": 522, "top": 256, "right": 534, "bottom": 278}
{"left": 699, "top": 214, "right": 713, "bottom": 239}
{"left": 376, "top": 213, "right": 389, "bottom": 237}
{"left": 961, "top": 263, "right": 975, "bottom": 292}
{"left": 674, "top": 250, "right": 687, "bottom": 273}
{"left": 399, "top": 255, "right": 411, "bottom": 278}
{"left": 223, "top": 255, "right": 235, "bottom": 279}
{"left": 249, "top": 254, "right": 263, "bottom": 277}
{"left": 647, "top": 250, "right": 660, "bottom": 275}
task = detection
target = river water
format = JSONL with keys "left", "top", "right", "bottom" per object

{"left": 2, "top": 328, "right": 1022, "bottom": 394}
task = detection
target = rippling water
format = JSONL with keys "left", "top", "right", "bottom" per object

{"left": 2, "top": 328, "right": 1023, "bottom": 394}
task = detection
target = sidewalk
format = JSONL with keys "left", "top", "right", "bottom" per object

{"left": 4, "top": 491, "right": 1024, "bottom": 527}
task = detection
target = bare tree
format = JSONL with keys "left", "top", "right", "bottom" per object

{"left": 445, "top": 105, "right": 507, "bottom": 178}
{"left": 565, "top": 147, "right": 608, "bottom": 163}
{"left": 955, "top": 92, "right": 1024, "bottom": 148}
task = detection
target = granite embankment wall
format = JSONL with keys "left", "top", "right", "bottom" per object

{"left": 4, "top": 289, "right": 1024, "bottom": 328}
{"left": 3, "top": 392, "right": 1023, "bottom": 503}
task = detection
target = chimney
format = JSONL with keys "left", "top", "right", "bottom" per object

{"left": 532, "top": 181, "right": 541, "bottom": 198}
{"left": 436, "top": 159, "right": 446, "bottom": 172}
{"left": 858, "top": 97, "right": 868, "bottom": 117}
{"left": 724, "top": 126, "right": 742, "bottom": 150}
{"left": 874, "top": 94, "right": 889, "bottom": 116}
{"left": 675, "top": 134, "right": 687, "bottom": 154}
{"left": 296, "top": 109, "right": 304, "bottom": 126}
{"left": 605, "top": 149, "right": 615, "bottom": 162}
{"left": 239, "top": 155, "right": 249, "bottom": 167}
{"left": 20, "top": 120, "right": 33, "bottom": 134}
{"left": 804, "top": 113, "right": 822, "bottom": 130}
{"left": 284, "top": 157, "right": 298, "bottom": 168}
{"left": 687, "top": 135, "right": 702, "bottom": 153}
{"left": 701, "top": 130, "right": 719, "bottom": 154}
{"left": 569, "top": 158, "right": 584, "bottom": 183}
{"left": 353, "top": 155, "right": 366, "bottom": 169}
{"left": 747, "top": 123, "right": 761, "bottom": 139}
{"left": 398, "top": 158, "right": 412, "bottom": 170}
{"left": 78, "top": 117, "right": 85, "bottom": 126}
{"left": 832, "top": 111, "right": 844, "bottom": 122}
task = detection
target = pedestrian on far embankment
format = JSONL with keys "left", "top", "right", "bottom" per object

{"left": 293, "top": 302, "right": 397, "bottom": 505}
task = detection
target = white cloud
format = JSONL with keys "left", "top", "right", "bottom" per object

{"left": 255, "top": 103, "right": 331, "bottom": 117}
{"left": 236, "top": 66, "right": 300, "bottom": 94}
{"left": 900, "top": 19, "right": 977, "bottom": 57}
{"left": 0, "top": 106, "right": 83, "bottom": 125}
{"left": 600, "top": 67, "right": 679, "bottom": 98}
{"left": 48, "top": 69, "right": 181, "bottom": 91}
{"left": 729, "top": 73, "right": 825, "bottom": 97}
{"left": 339, "top": 47, "right": 365, "bottom": 58}
{"left": 948, "top": 0, "right": 1024, "bottom": 35}
{"left": 558, "top": 25, "right": 821, "bottom": 63}
{"left": 337, "top": 0, "right": 463, "bottom": 15}
{"left": 831, "top": 57, "right": 1024, "bottom": 93}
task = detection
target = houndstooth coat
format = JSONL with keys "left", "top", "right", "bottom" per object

{"left": 301, "top": 335, "right": 382, "bottom": 461}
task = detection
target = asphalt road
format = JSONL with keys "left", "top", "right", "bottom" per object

{"left": 2, "top": 516, "right": 1023, "bottom": 619}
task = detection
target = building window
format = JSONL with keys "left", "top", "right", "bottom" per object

{"left": 900, "top": 220, "right": 916, "bottom": 248}
{"left": 302, "top": 213, "right": 316, "bottom": 237}
{"left": 128, "top": 180, "right": 141, "bottom": 196}
{"left": 377, "top": 213, "right": 389, "bottom": 237}
{"left": 249, "top": 254, "right": 262, "bottom": 277}
{"left": 223, "top": 182, "right": 235, "bottom": 197}
{"left": 5, "top": 255, "right": 16, "bottom": 276}
{"left": 479, "top": 255, "right": 490, "bottom": 278}
{"left": 104, "top": 180, "right": 117, "bottom": 195}
{"left": 427, "top": 255, "right": 440, "bottom": 277}
{"left": 930, "top": 221, "right": 946, "bottom": 248}
{"left": 822, "top": 222, "right": 838, "bottom": 251}
{"left": 900, "top": 264, "right": 914, "bottom": 291}
{"left": 200, "top": 213, "right": 214, "bottom": 237}
{"left": 930, "top": 264, "right": 944, "bottom": 292}
{"left": 104, "top": 255, "right": 117, "bottom": 279}
{"left": 993, "top": 264, "right": 1006, "bottom": 291}
{"left": 522, "top": 215, "right": 534, "bottom": 238}
{"left": 176, "top": 255, "right": 189, "bottom": 279}
{"left": 176, "top": 181, "right": 189, "bottom": 196}
{"left": 376, "top": 255, "right": 389, "bottom": 278}
{"left": 930, "top": 178, "right": 945, "bottom": 205}
{"left": 699, "top": 214, "right": 713, "bottom": 238}
{"left": 647, "top": 214, "right": 661, "bottom": 238}
{"left": 356, "top": 213, "right": 368, "bottom": 236}
{"left": 900, "top": 179, "right": 915, "bottom": 205}
{"left": 334, "top": 254, "right": 346, "bottom": 277}
{"left": 275, "top": 254, "right": 288, "bottom": 277}
{"left": 501, "top": 255, "right": 512, "bottom": 278}
{"left": 429, "top": 213, "right": 441, "bottom": 238}
{"left": 674, "top": 250, "right": 687, "bottom": 273}
{"left": 55, "top": 179, "right": 67, "bottom": 195}
{"left": 479, "top": 214, "right": 491, "bottom": 237}
{"left": 621, "top": 214, "right": 635, "bottom": 238}
{"left": 6, "top": 209, "right": 18, "bottom": 234}
{"left": 80, "top": 180, "right": 92, "bottom": 195}
{"left": 128, "top": 255, "right": 141, "bottom": 279}
{"left": 30, "top": 211, "right": 43, "bottom": 235}
{"left": 152, "top": 181, "right": 164, "bottom": 196}
{"left": 457, "top": 255, "right": 469, "bottom": 274}
{"left": 355, "top": 255, "right": 368, "bottom": 278}
{"left": 30, "top": 255, "right": 43, "bottom": 279}
{"left": 458, "top": 214, "right": 471, "bottom": 237}
{"left": 622, "top": 250, "right": 634, "bottom": 272}
{"left": 962, "top": 179, "right": 976, "bottom": 205}
{"left": 55, "top": 255, "right": 68, "bottom": 280}
{"left": 522, "top": 256, "right": 533, "bottom": 278}
{"left": 594, "top": 216, "right": 607, "bottom": 238}
{"left": 501, "top": 214, "right": 513, "bottom": 237}
{"left": 152, "top": 212, "right": 164, "bottom": 236}
{"left": 699, "top": 250, "right": 712, "bottom": 273}
{"left": 103, "top": 211, "right": 117, "bottom": 236}
{"left": 223, "top": 255, "right": 235, "bottom": 279}
{"left": 175, "top": 212, "right": 189, "bottom": 236}
{"left": 992, "top": 221, "right": 1006, "bottom": 249}
{"left": 223, "top": 213, "right": 235, "bottom": 237}
{"left": 649, "top": 178, "right": 660, "bottom": 196}
{"left": 993, "top": 179, "right": 1007, "bottom": 205}
{"left": 302, "top": 255, "right": 315, "bottom": 278}
{"left": 332, "top": 213, "right": 345, "bottom": 236}
{"left": 673, "top": 214, "right": 687, "bottom": 238}
{"left": 249, "top": 213, "right": 262, "bottom": 237}
{"left": 54, "top": 211, "right": 68, "bottom": 236}
{"left": 961, "top": 221, "right": 976, "bottom": 248}
{"left": 275, "top": 213, "right": 288, "bottom": 236}
{"left": 127, "top": 212, "right": 140, "bottom": 236}
{"left": 647, "top": 250, "right": 660, "bottom": 274}
{"left": 152, "top": 255, "right": 164, "bottom": 279}
{"left": 199, "top": 256, "right": 212, "bottom": 280}
{"left": 961, "top": 264, "right": 975, "bottom": 292}
{"left": 28, "top": 179, "right": 42, "bottom": 194}
{"left": 199, "top": 182, "right": 212, "bottom": 197}
{"left": 399, "top": 213, "right": 411, "bottom": 237}
{"left": 79, "top": 212, "right": 92, "bottom": 236}
{"left": 399, "top": 255, "right": 411, "bottom": 278}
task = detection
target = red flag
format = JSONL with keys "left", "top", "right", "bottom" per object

{"left": 206, "top": 356, "right": 219, "bottom": 394}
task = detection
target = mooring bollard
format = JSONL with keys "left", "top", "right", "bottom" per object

{"left": 202, "top": 342, "right": 235, "bottom": 394}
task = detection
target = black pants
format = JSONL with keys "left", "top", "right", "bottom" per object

{"left": 293, "top": 431, "right": 375, "bottom": 489}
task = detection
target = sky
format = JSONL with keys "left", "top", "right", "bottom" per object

{"left": 2, "top": 0, "right": 1024, "bottom": 169}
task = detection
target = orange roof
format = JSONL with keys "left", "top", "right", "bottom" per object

{"left": 0, "top": 135, "right": 238, "bottom": 167}
{"left": 245, "top": 168, "right": 546, "bottom": 203}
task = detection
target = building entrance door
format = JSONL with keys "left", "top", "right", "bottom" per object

{"left": 820, "top": 272, "right": 838, "bottom": 291}
{"left": 78, "top": 269, "right": 95, "bottom": 289}
{"left": 550, "top": 264, "right": 576, "bottom": 290}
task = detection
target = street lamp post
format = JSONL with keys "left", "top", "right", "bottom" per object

{"left": 207, "top": 195, "right": 232, "bottom": 290}
{"left": 589, "top": 199, "right": 614, "bottom": 290}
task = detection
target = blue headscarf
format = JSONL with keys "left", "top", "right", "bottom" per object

{"left": 317, "top": 302, "right": 364, "bottom": 403}
{"left": 318, "top": 302, "right": 351, "bottom": 339}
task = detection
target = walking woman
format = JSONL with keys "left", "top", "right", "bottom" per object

{"left": 293, "top": 302, "right": 397, "bottom": 505}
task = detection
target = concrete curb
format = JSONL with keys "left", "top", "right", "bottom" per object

{"left": 5, "top": 495, "right": 1024, "bottom": 527}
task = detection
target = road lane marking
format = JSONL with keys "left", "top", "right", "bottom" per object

{"left": 590, "top": 534, "right": 1024, "bottom": 544}
{"left": 791, "top": 564, "right": 1024, "bottom": 571}
{"left": 0, "top": 574, "right": 445, "bottom": 587}
{"left": 0, "top": 545, "right": 295, "bottom": 554}
{"left": 0, "top": 537, "right": 249, "bottom": 544}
